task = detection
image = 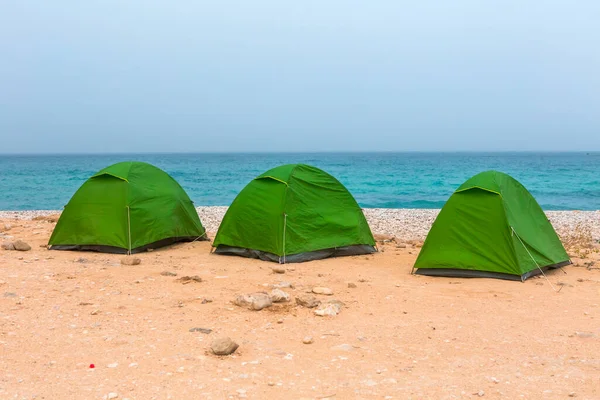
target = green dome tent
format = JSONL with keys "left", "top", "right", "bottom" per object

{"left": 213, "top": 164, "right": 376, "bottom": 263}
{"left": 49, "top": 161, "right": 206, "bottom": 254}
{"left": 413, "top": 170, "right": 570, "bottom": 281}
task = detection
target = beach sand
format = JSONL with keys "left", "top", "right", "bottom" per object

{"left": 1, "top": 209, "right": 599, "bottom": 399}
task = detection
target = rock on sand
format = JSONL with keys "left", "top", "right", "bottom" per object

{"left": 295, "top": 295, "right": 321, "bottom": 308}
{"left": 233, "top": 293, "right": 273, "bottom": 311}
{"left": 121, "top": 256, "right": 141, "bottom": 266}
{"left": 211, "top": 337, "right": 239, "bottom": 355}
{"left": 314, "top": 300, "right": 345, "bottom": 317}
{"left": 269, "top": 289, "right": 290, "bottom": 303}
{"left": 312, "top": 287, "right": 334, "bottom": 295}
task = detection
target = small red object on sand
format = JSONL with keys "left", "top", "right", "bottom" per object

{"left": 89, "top": 364, "right": 95, "bottom": 368}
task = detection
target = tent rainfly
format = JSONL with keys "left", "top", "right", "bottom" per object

{"left": 49, "top": 161, "right": 206, "bottom": 254}
{"left": 413, "top": 170, "right": 571, "bottom": 281}
{"left": 213, "top": 163, "right": 376, "bottom": 263}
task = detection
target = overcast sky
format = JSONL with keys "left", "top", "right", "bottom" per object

{"left": 1, "top": 1, "right": 599, "bottom": 153}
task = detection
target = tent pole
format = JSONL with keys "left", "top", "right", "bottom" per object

{"left": 127, "top": 206, "right": 132, "bottom": 255}
{"left": 282, "top": 213, "right": 287, "bottom": 264}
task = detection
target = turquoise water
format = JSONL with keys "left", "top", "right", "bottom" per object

{"left": 0, "top": 152, "right": 598, "bottom": 211}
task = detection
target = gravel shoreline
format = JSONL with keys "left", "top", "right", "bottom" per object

{"left": 1, "top": 207, "right": 598, "bottom": 242}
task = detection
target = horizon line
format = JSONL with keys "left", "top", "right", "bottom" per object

{"left": 1, "top": 150, "right": 599, "bottom": 156}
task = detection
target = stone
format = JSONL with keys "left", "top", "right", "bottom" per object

{"left": 107, "top": 393, "right": 118, "bottom": 400}
{"left": 189, "top": 327, "right": 212, "bottom": 334}
{"left": 347, "top": 282, "right": 357, "bottom": 288}
{"left": 312, "top": 287, "right": 333, "bottom": 296}
{"left": 374, "top": 234, "right": 395, "bottom": 243}
{"left": 295, "top": 295, "right": 321, "bottom": 308}
{"left": 211, "top": 337, "right": 239, "bottom": 355}
{"left": 273, "top": 281, "right": 294, "bottom": 289}
{"left": 314, "top": 299, "right": 344, "bottom": 317}
{"left": 302, "top": 336, "right": 313, "bottom": 344}
{"left": 1, "top": 242, "right": 15, "bottom": 250}
{"left": 475, "top": 390, "right": 485, "bottom": 397}
{"left": 160, "top": 271, "right": 177, "bottom": 276}
{"left": 233, "top": 293, "right": 272, "bottom": 311}
{"left": 121, "top": 256, "right": 141, "bottom": 266}
{"left": 177, "top": 275, "right": 203, "bottom": 283}
{"left": 14, "top": 240, "right": 31, "bottom": 251}
{"left": 269, "top": 289, "right": 290, "bottom": 303}
{"left": 272, "top": 266, "right": 286, "bottom": 274}
{"left": 396, "top": 243, "right": 407, "bottom": 248}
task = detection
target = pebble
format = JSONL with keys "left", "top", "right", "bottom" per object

{"left": 233, "top": 293, "right": 273, "bottom": 311}
{"left": 269, "top": 289, "right": 290, "bottom": 303}
{"left": 272, "top": 267, "right": 286, "bottom": 274}
{"left": 295, "top": 295, "right": 321, "bottom": 308}
{"left": 1, "top": 242, "right": 15, "bottom": 250}
{"left": 273, "top": 281, "right": 294, "bottom": 289}
{"left": 211, "top": 337, "right": 239, "bottom": 355}
{"left": 347, "top": 282, "right": 357, "bottom": 288}
{"left": 314, "top": 299, "right": 345, "bottom": 317}
{"left": 177, "top": 275, "right": 203, "bottom": 283}
{"left": 160, "top": 271, "right": 177, "bottom": 276}
{"left": 374, "top": 234, "right": 395, "bottom": 243}
{"left": 475, "top": 390, "right": 485, "bottom": 397}
{"left": 277, "top": 319, "right": 284, "bottom": 324}
{"left": 106, "top": 393, "right": 118, "bottom": 400}
{"left": 189, "top": 327, "right": 212, "bottom": 334}
{"left": 312, "top": 287, "right": 334, "bottom": 296}
{"left": 121, "top": 256, "right": 141, "bottom": 266}
{"left": 302, "top": 336, "right": 313, "bottom": 344}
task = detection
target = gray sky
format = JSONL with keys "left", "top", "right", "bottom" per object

{"left": 1, "top": 1, "right": 599, "bottom": 153}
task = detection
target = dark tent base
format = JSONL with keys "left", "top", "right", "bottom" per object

{"left": 49, "top": 235, "right": 208, "bottom": 254}
{"left": 413, "top": 260, "right": 572, "bottom": 281}
{"left": 214, "top": 244, "right": 377, "bottom": 263}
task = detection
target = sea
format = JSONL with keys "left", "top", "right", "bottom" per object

{"left": 0, "top": 152, "right": 598, "bottom": 211}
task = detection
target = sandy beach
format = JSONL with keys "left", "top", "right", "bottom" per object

{"left": 1, "top": 208, "right": 599, "bottom": 399}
